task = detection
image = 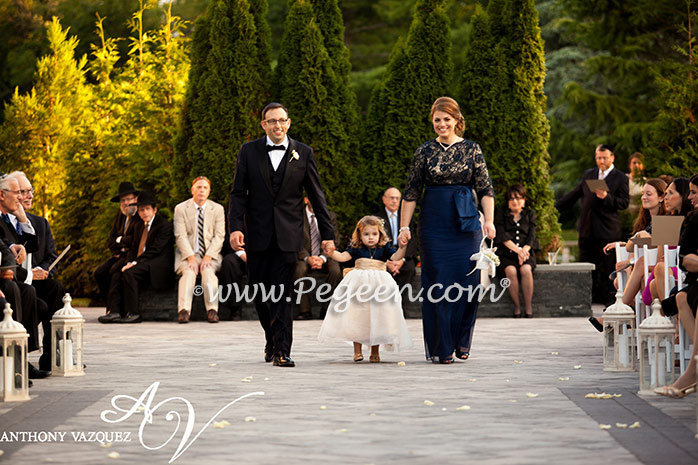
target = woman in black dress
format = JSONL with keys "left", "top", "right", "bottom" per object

{"left": 398, "top": 97, "right": 495, "bottom": 364}
{"left": 494, "top": 185, "right": 539, "bottom": 318}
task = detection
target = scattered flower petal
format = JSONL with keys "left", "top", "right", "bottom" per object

{"left": 208, "top": 363, "right": 217, "bottom": 367}
{"left": 584, "top": 392, "right": 621, "bottom": 399}
{"left": 241, "top": 377, "right": 252, "bottom": 383}
{"left": 551, "top": 352, "right": 559, "bottom": 355}
{"left": 506, "top": 379, "right": 510, "bottom": 383}
{"left": 599, "top": 424, "right": 612, "bottom": 430}
{"left": 424, "top": 400, "right": 434, "bottom": 406}
{"left": 574, "top": 365, "right": 582, "bottom": 370}
{"left": 397, "top": 361, "right": 406, "bottom": 366}
{"left": 214, "top": 420, "right": 231, "bottom": 428}
{"left": 100, "top": 442, "right": 112, "bottom": 448}
{"left": 338, "top": 429, "right": 348, "bottom": 433}
{"left": 320, "top": 406, "right": 327, "bottom": 410}
{"left": 264, "top": 377, "right": 270, "bottom": 381}
{"left": 616, "top": 423, "right": 627, "bottom": 429}
{"left": 629, "top": 421, "right": 641, "bottom": 429}
{"left": 244, "top": 416, "right": 256, "bottom": 423}
{"left": 558, "top": 377, "right": 569, "bottom": 381}
{"left": 456, "top": 405, "right": 471, "bottom": 411}
{"left": 612, "top": 394, "right": 622, "bottom": 398}
{"left": 469, "top": 378, "right": 477, "bottom": 382}
{"left": 136, "top": 406, "right": 145, "bottom": 412}
{"left": 526, "top": 392, "right": 539, "bottom": 398}
{"left": 441, "top": 408, "right": 447, "bottom": 411}
{"left": 514, "top": 360, "right": 523, "bottom": 364}
{"left": 369, "top": 413, "right": 376, "bottom": 416}
{"left": 107, "top": 452, "right": 120, "bottom": 459}
{"left": 508, "top": 400, "right": 517, "bottom": 403}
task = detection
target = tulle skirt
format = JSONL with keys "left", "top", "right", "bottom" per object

{"left": 318, "top": 259, "right": 413, "bottom": 351}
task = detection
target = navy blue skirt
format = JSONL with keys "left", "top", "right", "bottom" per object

{"left": 419, "top": 186, "right": 482, "bottom": 361}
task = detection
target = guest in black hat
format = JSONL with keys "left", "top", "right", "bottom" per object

{"left": 106, "top": 191, "right": 174, "bottom": 323}
{"left": 95, "top": 182, "right": 139, "bottom": 321}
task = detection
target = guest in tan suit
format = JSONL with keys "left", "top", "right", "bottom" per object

{"left": 174, "top": 176, "right": 226, "bottom": 323}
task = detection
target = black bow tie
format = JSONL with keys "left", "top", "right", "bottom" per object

{"left": 266, "top": 145, "right": 285, "bottom": 152}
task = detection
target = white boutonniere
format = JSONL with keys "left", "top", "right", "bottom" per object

{"left": 289, "top": 150, "right": 299, "bottom": 163}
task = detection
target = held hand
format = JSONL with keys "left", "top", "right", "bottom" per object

{"left": 10, "top": 244, "right": 25, "bottom": 265}
{"left": 615, "top": 260, "right": 630, "bottom": 272}
{"left": 392, "top": 259, "right": 404, "bottom": 275}
{"left": 200, "top": 255, "right": 213, "bottom": 271}
{"left": 32, "top": 268, "right": 48, "bottom": 280}
{"left": 230, "top": 231, "right": 245, "bottom": 251}
{"left": 186, "top": 255, "right": 199, "bottom": 274}
{"left": 121, "top": 262, "right": 136, "bottom": 273}
{"left": 239, "top": 251, "right": 247, "bottom": 264}
{"left": 483, "top": 221, "right": 496, "bottom": 239}
{"left": 10, "top": 202, "right": 28, "bottom": 223}
{"left": 602, "top": 242, "right": 617, "bottom": 254}
{"left": 398, "top": 229, "right": 411, "bottom": 246}
{"left": 594, "top": 189, "right": 608, "bottom": 200}
{"left": 0, "top": 270, "right": 14, "bottom": 280}
{"left": 321, "top": 240, "right": 335, "bottom": 256}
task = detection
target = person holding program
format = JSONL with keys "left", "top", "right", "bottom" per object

{"left": 318, "top": 216, "right": 413, "bottom": 363}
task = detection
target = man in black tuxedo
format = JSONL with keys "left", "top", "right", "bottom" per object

{"left": 13, "top": 171, "right": 66, "bottom": 372}
{"left": 555, "top": 144, "right": 629, "bottom": 305}
{"left": 374, "top": 187, "right": 418, "bottom": 293}
{"left": 0, "top": 173, "right": 47, "bottom": 379}
{"left": 294, "top": 197, "right": 341, "bottom": 320}
{"left": 228, "top": 102, "right": 335, "bottom": 367}
{"left": 106, "top": 191, "right": 174, "bottom": 323}
{"left": 94, "top": 182, "right": 139, "bottom": 312}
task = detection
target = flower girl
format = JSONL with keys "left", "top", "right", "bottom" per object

{"left": 318, "top": 216, "right": 413, "bottom": 362}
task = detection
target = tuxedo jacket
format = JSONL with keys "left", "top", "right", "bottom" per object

{"left": 228, "top": 136, "right": 334, "bottom": 252}
{"left": 173, "top": 198, "right": 226, "bottom": 273}
{"left": 555, "top": 167, "right": 629, "bottom": 241}
{"left": 26, "top": 213, "right": 59, "bottom": 278}
{"left": 299, "top": 211, "right": 340, "bottom": 262}
{"left": 0, "top": 214, "right": 38, "bottom": 282}
{"left": 106, "top": 211, "right": 137, "bottom": 258}
{"left": 374, "top": 208, "right": 418, "bottom": 264}
{"left": 125, "top": 214, "right": 174, "bottom": 289}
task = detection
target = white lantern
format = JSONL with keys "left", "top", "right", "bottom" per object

{"left": 603, "top": 291, "right": 635, "bottom": 371}
{"left": 637, "top": 299, "right": 675, "bottom": 394}
{"left": 50, "top": 294, "right": 85, "bottom": 377}
{"left": 0, "top": 303, "right": 30, "bottom": 402}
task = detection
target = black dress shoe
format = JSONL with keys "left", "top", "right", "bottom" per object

{"left": 273, "top": 353, "right": 295, "bottom": 367}
{"left": 264, "top": 343, "right": 274, "bottom": 363}
{"left": 98, "top": 312, "right": 121, "bottom": 324}
{"left": 589, "top": 316, "right": 603, "bottom": 332}
{"left": 28, "top": 363, "right": 51, "bottom": 379}
{"left": 29, "top": 379, "right": 33, "bottom": 388}
{"left": 116, "top": 313, "right": 142, "bottom": 323}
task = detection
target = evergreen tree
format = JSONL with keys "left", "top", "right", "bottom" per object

{"left": 275, "top": 0, "right": 359, "bottom": 234}
{"left": 645, "top": 4, "right": 698, "bottom": 177}
{"left": 363, "top": 0, "right": 452, "bottom": 205}
{"left": 173, "top": 0, "right": 270, "bottom": 205}
{"left": 0, "top": 17, "right": 91, "bottom": 220}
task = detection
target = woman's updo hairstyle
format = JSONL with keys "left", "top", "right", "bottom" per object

{"left": 430, "top": 96, "right": 465, "bottom": 137}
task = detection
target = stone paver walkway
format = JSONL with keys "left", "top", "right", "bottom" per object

{"left": 0, "top": 308, "right": 696, "bottom": 465}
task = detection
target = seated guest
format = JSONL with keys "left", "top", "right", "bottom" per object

{"left": 173, "top": 177, "right": 225, "bottom": 323}
{"left": 0, "top": 173, "right": 47, "bottom": 379}
{"left": 626, "top": 152, "right": 645, "bottom": 216}
{"left": 95, "top": 182, "right": 138, "bottom": 321}
{"left": 374, "top": 187, "right": 418, "bottom": 292}
{"left": 12, "top": 171, "right": 66, "bottom": 372}
{"left": 494, "top": 185, "right": 539, "bottom": 318}
{"left": 106, "top": 191, "right": 174, "bottom": 323}
{"left": 293, "top": 197, "right": 341, "bottom": 320}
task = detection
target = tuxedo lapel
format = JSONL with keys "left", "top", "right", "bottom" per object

{"left": 256, "top": 138, "right": 274, "bottom": 197}
{"left": 278, "top": 138, "right": 296, "bottom": 194}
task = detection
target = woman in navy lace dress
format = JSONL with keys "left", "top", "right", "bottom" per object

{"left": 398, "top": 97, "right": 496, "bottom": 364}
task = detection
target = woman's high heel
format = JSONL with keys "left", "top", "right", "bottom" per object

{"left": 654, "top": 382, "right": 697, "bottom": 398}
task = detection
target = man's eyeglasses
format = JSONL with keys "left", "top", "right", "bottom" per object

{"left": 264, "top": 118, "right": 289, "bottom": 126}
{"left": 1, "top": 189, "right": 21, "bottom": 195}
{"left": 19, "top": 189, "right": 34, "bottom": 196}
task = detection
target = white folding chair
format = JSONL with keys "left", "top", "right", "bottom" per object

{"left": 664, "top": 245, "right": 692, "bottom": 373}
{"left": 615, "top": 243, "right": 630, "bottom": 292}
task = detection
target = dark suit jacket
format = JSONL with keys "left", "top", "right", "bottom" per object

{"left": 555, "top": 167, "right": 629, "bottom": 241}
{"left": 26, "top": 212, "right": 58, "bottom": 278}
{"left": 299, "top": 211, "right": 340, "bottom": 261}
{"left": 228, "top": 137, "right": 334, "bottom": 253}
{"left": 125, "top": 214, "right": 174, "bottom": 289}
{"left": 0, "top": 215, "right": 38, "bottom": 282}
{"left": 374, "top": 208, "right": 418, "bottom": 265}
{"left": 107, "top": 211, "right": 137, "bottom": 258}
